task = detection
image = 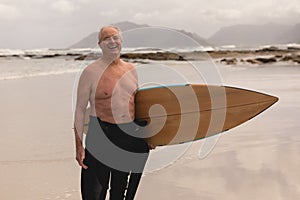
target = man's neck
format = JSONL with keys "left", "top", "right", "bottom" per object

{"left": 101, "top": 54, "right": 121, "bottom": 66}
{"left": 111, "top": 57, "right": 121, "bottom": 65}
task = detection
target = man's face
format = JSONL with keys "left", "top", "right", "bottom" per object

{"left": 99, "top": 27, "right": 122, "bottom": 55}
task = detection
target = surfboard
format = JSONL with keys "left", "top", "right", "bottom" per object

{"left": 84, "top": 84, "right": 278, "bottom": 146}
{"left": 134, "top": 84, "right": 278, "bottom": 146}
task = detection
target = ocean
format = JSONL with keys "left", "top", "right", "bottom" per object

{"left": 1, "top": 43, "right": 299, "bottom": 80}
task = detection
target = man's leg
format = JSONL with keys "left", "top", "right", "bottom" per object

{"left": 109, "top": 168, "right": 129, "bottom": 200}
{"left": 125, "top": 136, "right": 150, "bottom": 200}
{"left": 125, "top": 173, "right": 142, "bottom": 200}
{"left": 81, "top": 149, "right": 110, "bottom": 200}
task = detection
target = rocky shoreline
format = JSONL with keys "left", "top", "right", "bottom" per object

{"left": 121, "top": 47, "right": 300, "bottom": 65}
{"left": 212, "top": 47, "right": 300, "bottom": 65}
{"left": 1, "top": 46, "right": 300, "bottom": 65}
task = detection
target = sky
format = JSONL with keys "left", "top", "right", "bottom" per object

{"left": 0, "top": 0, "right": 300, "bottom": 49}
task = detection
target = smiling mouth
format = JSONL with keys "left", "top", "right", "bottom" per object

{"left": 108, "top": 45, "right": 118, "bottom": 49}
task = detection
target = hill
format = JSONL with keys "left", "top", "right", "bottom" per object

{"left": 208, "top": 23, "right": 293, "bottom": 46}
{"left": 70, "top": 21, "right": 210, "bottom": 49}
{"left": 279, "top": 23, "right": 300, "bottom": 44}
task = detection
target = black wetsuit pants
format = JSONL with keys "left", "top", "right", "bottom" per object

{"left": 81, "top": 116, "right": 149, "bottom": 200}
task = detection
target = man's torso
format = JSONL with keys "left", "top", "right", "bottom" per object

{"left": 87, "top": 59, "right": 138, "bottom": 124}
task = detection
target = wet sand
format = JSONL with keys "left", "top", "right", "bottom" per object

{"left": 0, "top": 63, "right": 299, "bottom": 199}
{"left": 137, "top": 64, "right": 300, "bottom": 200}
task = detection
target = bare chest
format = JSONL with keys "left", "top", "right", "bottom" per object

{"left": 93, "top": 66, "right": 137, "bottom": 99}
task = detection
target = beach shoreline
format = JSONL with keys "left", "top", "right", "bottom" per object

{"left": 1, "top": 46, "right": 300, "bottom": 66}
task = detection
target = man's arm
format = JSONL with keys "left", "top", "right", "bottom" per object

{"left": 74, "top": 68, "right": 91, "bottom": 169}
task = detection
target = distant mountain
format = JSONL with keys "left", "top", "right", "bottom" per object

{"left": 279, "top": 23, "right": 300, "bottom": 44}
{"left": 70, "top": 21, "right": 210, "bottom": 49}
{"left": 208, "top": 23, "right": 294, "bottom": 46}
{"left": 70, "top": 21, "right": 147, "bottom": 48}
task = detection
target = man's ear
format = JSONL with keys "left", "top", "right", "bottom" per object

{"left": 98, "top": 41, "right": 102, "bottom": 48}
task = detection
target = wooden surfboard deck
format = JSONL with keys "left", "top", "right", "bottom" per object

{"left": 134, "top": 84, "right": 278, "bottom": 146}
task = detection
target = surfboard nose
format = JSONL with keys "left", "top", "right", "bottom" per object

{"left": 218, "top": 86, "right": 279, "bottom": 135}
{"left": 226, "top": 86, "right": 279, "bottom": 114}
{"left": 268, "top": 94, "right": 279, "bottom": 104}
{"left": 264, "top": 94, "right": 279, "bottom": 109}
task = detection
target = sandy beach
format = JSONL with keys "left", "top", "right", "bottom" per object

{"left": 0, "top": 60, "right": 299, "bottom": 199}
{"left": 0, "top": 74, "right": 80, "bottom": 199}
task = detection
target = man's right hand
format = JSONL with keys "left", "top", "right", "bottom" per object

{"left": 76, "top": 144, "right": 88, "bottom": 169}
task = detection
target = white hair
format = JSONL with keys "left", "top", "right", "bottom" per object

{"left": 98, "top": 26, "right": 122, "bottom": 44}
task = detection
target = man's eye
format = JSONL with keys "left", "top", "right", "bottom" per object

{"left": 102, "top": 35, "right": 120, "bottom": 42}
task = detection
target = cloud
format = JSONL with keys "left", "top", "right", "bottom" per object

{"left": 99, "top": 9, "right": 119, "bottom": 18}
{"left": 1, "top": 0, "right": 300, "bottom": 49}
{"left": 0, "top": 4, "right": 20, "bottom": 20}
{"left": 76, "top": 0, "right": 92, "bottom": 4}
{"left": 196, "top": 8, "right": 242, "bottom": 23}
{"left": 51, "top": 0, "right": 78, "bottom": 14}
{"left": 133, "top": 11, "right": 160, "bottom": 21}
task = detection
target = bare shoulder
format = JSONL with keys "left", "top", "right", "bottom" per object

{"left": 82, "top": 60, "right": 97, "bottom": 74}
{"left": 121, "top": 59, "right": 136, "bottom": 71}
{"left": 81, "top": 60, "right": 104, "bottom": 77}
